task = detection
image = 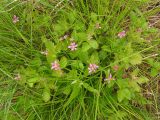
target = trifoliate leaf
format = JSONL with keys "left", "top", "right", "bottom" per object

{"left": 60, "top": 56, "right": 68, "bottom": 68}
{"left": 117, "top": 89, "right": 131, "bottom": 102}
{"left": 29, "top": 57, "right": 41, "bottom": 68}
{"left": 117, "top": 79, "right": 129, "bottom": 89}
{"left": 129, "top": 81, "right": 141, "bottom": 92}
{"left": 42, "top": 89, "right": 51, "bottom": 102}
{"left": 27, "top": 77, "right": 39, "bottom": 87}
{"left": 153, "top": 62, "right": 160, "bottom": 70}
{"left": 89, "top": 40, "right": 99, "bottom": 49}
{"left": 41, "top": 36, "right": 56, "bottom": 63}
{"left": 63, "top": 86, "right": 71, "bottom": 95}
{"left": 101, "top": 45, "right": 111, "bottom": 52}
{"left": 89, "top": 52, "right": 99, "bottom": 64}
{"left": 151, "top": 68, "right": 158, "bottom": 77}
{"left": 54, "top": 21, "right": 69, "bottom": 35}
{"left": 74, "top": 21, "right": 85, "bottom": 31}
{"left": 78, "top": 51, "right": 89, "bottom": 63}
{"left": 90, "top": 12, "right": 97, "bottom": 22}
{"left": 72, "top": 32, "right": 87, "bottom": 41}
{"left": 99, "top": 51, "right": 107, "bottom": 60}
{"left": 130, "top": 53, "right": 142, "bottom": 65}
{"left": 71, "top": 60, "right": 84, "bottom": 70}
{"left": 67, "top": 10, "right": 76, "bottom": 23}
{"left": 66, "top": 70, "right": 78, "bottom": 80}
{"left": 82, "top": 42, "right": 91, "bottom": 52}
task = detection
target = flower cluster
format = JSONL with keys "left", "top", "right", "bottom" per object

{"left": 68, "top": 42, "right": 78, "bottom": 51}
{"left": 51, "top": 61, "right": 61, "bottom": 70}
{"left": 13, "top": 15, "right": 19, "bottom": 24}
{"left": 118, "top": 30, "right": 126, "bottom": 38}
{"left": 88, "top": 63, "right": 99, "bottom": 74}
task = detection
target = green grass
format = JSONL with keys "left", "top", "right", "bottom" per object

{"left": 0, "top": 0, "right": 160, "bottom": 120}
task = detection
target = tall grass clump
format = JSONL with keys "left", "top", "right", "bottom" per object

{"left": 0, "top": 0, "right": 159, "bottom": 120}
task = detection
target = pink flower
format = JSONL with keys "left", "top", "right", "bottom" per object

{"left": 88, "top": 64, "right": 99, "bottom": 74}
{"left": 118, "top": 30, "right": 126, "bottom": 38}
{"left": 41, "top": 50, "right": 48, "bottom": 55}
{"left": 14, "top": 73, "right": 21, "bottom": 80}
{"left": 104, "top": 73, "right": 115, "bottom": 83}
{"left": 13, "top": 15, "right": 19, "bottom": 24}
{"left": 51, "top": 61, "right": 61, "bottom": 70}
{"left": 68, "top": 42, "right": 78, "bottom": 51}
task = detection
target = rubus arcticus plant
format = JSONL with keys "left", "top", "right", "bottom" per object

{"left": 14, "top": 8, "right": 157, "bottom": 119}
{"left": 3, "top": 0, "right": 159, "bottom": 119}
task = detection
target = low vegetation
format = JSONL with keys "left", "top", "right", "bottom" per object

{"left": 0, "top": 0, "right": 159, "bottom": 120}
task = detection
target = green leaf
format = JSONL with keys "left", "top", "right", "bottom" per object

{"left": 28, "top": 77, "right": 39, "bottom": 83}
{"left": 151, "top": 68, "right": 158, "bottom": 77}
{"left": 63, "top": 86, "right": 71, "bottom": 95}
{"left": 38, "top": 66, "right": 49, "bottom": 73}
{"left": 101, "top": 45, "right": 111, "bottom": 52}
{"left": 66, "top": 70, "right": 78, "bottom": 80}
{"left": 153, "top": 62, "right": 160, "bottom": 69}
{"left": 117, "top": 89, "right": 131, "bottom": 102}
{"left": 82, "top": 82, "right": 98, "bottom": 94}
{"left": 82, "top": 42, "right": 91, "bottom": 52}
{"left": 78, "top": 51, "right": 89, "bottom": 63}
{"left": 42, "top": 88, "right": 51, "bottom": 102}
{"left": 54, "top": 21, "right": 69, "bottom": 35}
{"left": 90, "top": 12, "right": 97, "bottom": 22}
{"left": 71, "top": 60, "right": 84, "bottom": 70}
{"left": 47, "top": 53, "right": 57, "bottom": 64}
{"left": 130, "top": 53, "right": 142, "bottom": 65}
{"left": 117, "top": 79, "right": 129, "bottom": 89}
{"left": 60, "top": 56, "right": 68, "bottom": 68}
{"left": 27, "top": 77, "right": 39, "bottom": 87}
{"left": 89, "top": 40, "right": 99, "bottom": 49}
{"left": 89, "top": 52, "right": 99, "bottom": 64}
{"left": 72, "top": 32, "right": 87, "bottom": 41}
{"left": 107, "top": 80, "right": 115, "bottom": 88}
{"left": 129, "top": 81, "right": 141, "bottom": 92}
{"left": 42, "top": 36, "right": 54, "bottom": 50}
{"left": 99, "top": 50, "right": 108, "bottom": 60}
{"left": 29, "top": 57, "right": 41, "bottom": 67}
{"left": 147, "top": 58, "right": 154, "bottom": 65}
{"left": 67, "top": 10, "right": 76, "bottom": 23}
{"left": 42, "top": 36, "right": 56, "bottom": 63}
{"left": 74, "top": 21, "right": 85, "bottom": 31}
